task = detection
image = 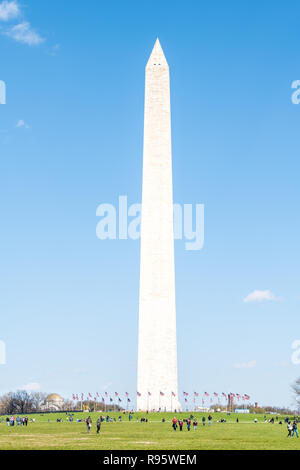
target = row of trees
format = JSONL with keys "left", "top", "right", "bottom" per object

{"left": 0, "top": 391, "right": 48, "bottom": 415}
{"left": 202, "top": 403, "right": 297, "bottom": 415}
{"left": 2, "top": 380, "right": 300, "bottom": 415}
{"left": 0, "top": 391, "right": 123, "bottom": 415}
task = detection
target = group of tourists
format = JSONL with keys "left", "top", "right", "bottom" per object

{"left": 3, "top": 411, "right": 300, "bottom": 442}
{"left": 5, "top": 416, "right": 29, "bottom": 427}
{"left": 251, "top": 415, "right": 300, "bottom": 437}
{"left": 171, "top": 414, "right": 213, "bottom": 431}
{"left": 85, "top": 413, "right": 139, "bottom": 433}
{"left": 86, "top": 416, "right": 103, "bottom": 435}
{"left": 287, "top": 421, "right": 299, "bottom": 438}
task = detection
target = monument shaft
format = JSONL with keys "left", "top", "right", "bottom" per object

{"left": 137, "top": 40, "right": 179, "bottom": 411}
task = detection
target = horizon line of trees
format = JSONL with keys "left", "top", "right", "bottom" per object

{"left": 205, "top": 402, "right": 298, "bottom": 415}
{"left": 1, "top": 380, "right": 300, "bottom": 416}
{"left": 0, "top": 391, "right": 48, "bottom": 416}
{"left": 0, "top": 391, "right": 124, "bottom": 415}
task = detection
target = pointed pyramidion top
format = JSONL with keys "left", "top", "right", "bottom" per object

{"left": 146, "top": 38, "right": 168, "bottom": 69}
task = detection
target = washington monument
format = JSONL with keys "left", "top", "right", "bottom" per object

{"left": 137, "top": 39, "right": 180, "bottom": 412}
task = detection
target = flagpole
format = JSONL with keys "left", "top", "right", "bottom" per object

{"left": 171, "top": 392, "right": 173, "bottom": 413}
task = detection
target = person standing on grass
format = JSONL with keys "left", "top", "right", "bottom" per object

{"left": 86, "top": 416, "right": 92, "bottom": 434}
{"left": 96, "top": 418, "right": 101, "bottom": 435}
{"left": 179, "top": 419, "right": 183, "bottom": 432}
{"left": 187, "top": 419, "right": 191, "bottom": 431}
{"left": 193, "top": 419, "right": 198, "bottom": 431}
{"left": 202, "top": 416, "right": 206, "bottom": 426}
{"left": 292, "top": 421, "right": 299, "bottom": 438}
{"left": 172, "top": 417, "right": 178, "bottom": 431}
{"left": 287, "top": 422, "right": 293, "bottom": 438}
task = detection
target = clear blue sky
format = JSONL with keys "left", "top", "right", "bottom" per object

{"left": 0, "top": 0, "right": 300, "bottom": 409}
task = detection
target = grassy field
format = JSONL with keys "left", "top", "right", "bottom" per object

{"left": 0, "top": 411, "right": 299, "bottom": 450}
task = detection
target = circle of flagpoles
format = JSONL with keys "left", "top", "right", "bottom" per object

{"left": 71, "top": 391, "right": 251, "bottom": 412}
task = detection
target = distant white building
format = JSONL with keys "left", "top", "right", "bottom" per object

{"left": 195, "top": 407, "right": 210, "bottom": 412}
{"left": 42, "top": 393, "right": 64, "bottom": 411}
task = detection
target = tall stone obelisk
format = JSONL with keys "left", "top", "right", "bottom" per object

{"left": 137, "top": 39, "right": 180, "bottom": 412}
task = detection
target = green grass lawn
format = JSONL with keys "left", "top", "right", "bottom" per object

{"left": 0, "top": 411, "right": 299, "bottom": 450}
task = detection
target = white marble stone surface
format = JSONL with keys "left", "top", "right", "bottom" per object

{"left": 137, "top": 39, "right": 180, "bottom": 412}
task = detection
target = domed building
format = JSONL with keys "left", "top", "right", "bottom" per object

{"left": 43, "top": 393, "right": 65, "bottom": 411}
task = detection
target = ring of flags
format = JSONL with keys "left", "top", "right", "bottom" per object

{"left": 71, "top": 391, "right": 251, "bottom": 405}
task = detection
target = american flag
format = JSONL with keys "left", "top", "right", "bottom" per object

{"left": 115, "top": 392, "right": 118, "bottom": 397}
{"left": 172, "top": 392, "right": 176, "bottom": 397}
{"left": 137, "top": 392, "right": 141, "bottom": 397}
{"left": 88, "top": 393, "right": 92, "bottom": 398}
{"left": 160, "top": 391, "right": 164, "bottom": 396}
{"left": 184, "top": 398, "right": 188, "bottom": 403}
{"left": 148, "top": 392, "right": 151, "bottom": 396}
{"left": 214, "top": 392, "right": 218, "bottom": 397}
{"left": 110, "top": 397, "right": 113, "bottom": 402}
{"left": 183, "top": 391, "right": 188, "bottom": 397}
{"left": 105, "top": 392, "right": 108, "bottom": 397}
{"left": 194, "top": 392, "right": 199, "bottom": 397}
{"left": 125, "top": 392, "right": 129, "bottom": 397}
{"left": 102, "top": 397, "right": 105, "bottom": 403}
{"left": 127, "top": 398, "right": 131, "bottom": 402}
{"left": 204, "top": 392, "right": 209, "bottom": 397}
{"left": 244, "top": 394, "right": 250, "bottom": 400}
{"left": 72, "top": 394, "right": 75, "bottom": 401}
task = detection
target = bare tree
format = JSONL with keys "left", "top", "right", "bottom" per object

{"left": 0, "top": 393, "right": 13, "bottom": 415}
{"left": 66, "top": 399, "right": 78, "bottom": 410}
{"left": 9, "top": 391, "right": 34, "bottom": 414}
{"left": 31, "top": 392, "right": 47, "bottom": 411}
{"left": 0, "top": 390, "right": 47, "bottom": 415}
